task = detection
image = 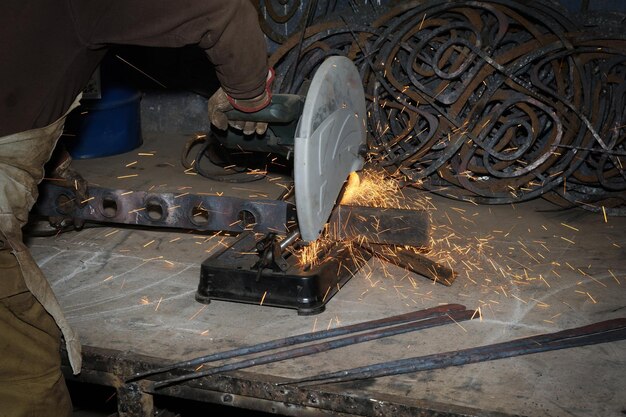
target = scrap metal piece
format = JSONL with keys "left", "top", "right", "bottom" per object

{"left": 268, "top": 2, "right": 626, "bottom": 212}
{"left": 70, "top": 345, "right": 519, "bottom": 417}
{"left": 282, "top": 318, "right": 626, "bottom": 386}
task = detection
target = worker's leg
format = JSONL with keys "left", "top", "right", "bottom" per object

{"left": 0, "top": 246, "right": 72, "bottom": 417}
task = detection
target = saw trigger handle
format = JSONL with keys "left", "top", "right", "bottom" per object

{"left": 225, "top": 94, "right": 304, "bottom": 124}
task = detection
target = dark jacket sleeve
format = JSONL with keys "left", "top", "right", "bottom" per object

{"left": 70, "top": 0, "right": 269, "bottom": 99}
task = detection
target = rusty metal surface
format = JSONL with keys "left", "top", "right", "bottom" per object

{"left": 267, "top": 0, "right": 626, "bottom": 214}
{"left": 254, "top": 0, "right": 386, "bottom": 50}
{"left": 117, "top": 383, "right": 154, "bottom": 417}
{"left": 63, "top": 345, "right": 520, "bottom": 417}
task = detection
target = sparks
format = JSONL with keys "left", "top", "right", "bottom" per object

{"left": 188, "top": 306, "right": 207, "bottom": 321}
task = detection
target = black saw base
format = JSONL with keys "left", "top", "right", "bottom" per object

{"left": 196, "top": 232, "right": 369, "bottom": 315}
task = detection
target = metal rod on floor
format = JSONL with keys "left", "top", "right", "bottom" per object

{"left": 150, "top": 309, "right": 475, "bottom": 389}
{"left": 279, "top": 318, "right": 626, "bottom": 386}
{"left": 128, "top": 304, "right": 467, "bottom": 381}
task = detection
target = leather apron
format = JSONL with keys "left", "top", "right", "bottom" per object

{"left": 0, "top": 95, "right": 82, "bottom": 374}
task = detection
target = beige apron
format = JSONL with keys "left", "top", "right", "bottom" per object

{"left": 0, "top": 95, "right": 82, "bottom": 374}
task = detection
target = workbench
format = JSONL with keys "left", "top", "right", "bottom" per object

{"left": 30, "top": 125, "right": 626, "bottom": 417}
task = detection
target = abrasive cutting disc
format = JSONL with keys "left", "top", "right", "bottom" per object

{"left": 294, "top": 56, "right": 367, "bottom": 242}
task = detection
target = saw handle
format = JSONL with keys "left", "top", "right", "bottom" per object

{"left": 225, "top": 94, "right": 304, "bottom": 124}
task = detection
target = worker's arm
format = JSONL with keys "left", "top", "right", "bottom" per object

{"left": 0, "top": 0, "right": 271, "bottom": 137}
{"left": 71, "top": 0, "right": 269, "bottom": 100}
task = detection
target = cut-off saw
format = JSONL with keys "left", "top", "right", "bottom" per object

{"left": 35, "top": 56, "right": 438, "bottom": 315}
{"left": 218, "top": 55, "right": 368, "bottom": 243}
{"left": 196, "top": 56, "right": 433, "bottom": 314}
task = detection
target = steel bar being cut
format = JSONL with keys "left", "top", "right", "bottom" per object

{"left": 327, "top": 205, "right": 430, "bottom": 248}
{"left": 145, "top": 307, "right": 475, "bottom": 389}
{"left": 358, "top": 242, "right": 457, "bottom": 286}
{"left": 278, "top": 318, "right": 626, "bottom": 386}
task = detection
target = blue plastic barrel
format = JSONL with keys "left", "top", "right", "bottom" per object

{"left": 65, "top": 87, "right": 143, "bottom": 159}
{"left": 65, "top": 55, "right": 143, "bottom": 159}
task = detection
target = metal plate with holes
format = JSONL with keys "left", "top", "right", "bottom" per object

{"left": 35, "top": 183, "right": 296, "bottom": 234}
{"left": 36, "top": 183, "right": 431, "bottom": 247}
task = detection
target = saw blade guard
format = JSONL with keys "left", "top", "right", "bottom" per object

{"left": 294, "top": 56, "right": 367, "bottom": 242}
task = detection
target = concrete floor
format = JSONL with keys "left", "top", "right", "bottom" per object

{"left": 32, "top": 131, "right": 626, "bottom": 416}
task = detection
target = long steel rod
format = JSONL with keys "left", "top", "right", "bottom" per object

{"left": 151, "top": 309, "right": 475, "bottom": 389}
{"left": 280, "top": 318, "right": 626, "bottom": 386}
{"left": 129, "top": 304, "right": 466, "bottom": 381}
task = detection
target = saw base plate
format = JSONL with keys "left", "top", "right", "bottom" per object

{"left": 196, "top": 232, "right": 370, "bottom": 315}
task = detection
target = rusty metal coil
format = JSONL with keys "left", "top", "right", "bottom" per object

{"left": 266, "top": 0, "right": 626, "bottom": 213}
{"left": 254, "top": 0, "right": 384, "bottom": 48}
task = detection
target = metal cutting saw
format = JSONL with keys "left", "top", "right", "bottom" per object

{"left": 35, "top": 56, "right": 436, "bottom": 315}
{"left": 219, "top": 56, "right": 367, "bottom": 243}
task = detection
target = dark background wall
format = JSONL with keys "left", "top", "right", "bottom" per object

{"left": 561, "top": 0, "right": 626, "bottom": 12}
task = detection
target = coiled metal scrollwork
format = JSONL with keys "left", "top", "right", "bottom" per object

{"left": 262, "top": 0, "right": 626, "bottom": 214}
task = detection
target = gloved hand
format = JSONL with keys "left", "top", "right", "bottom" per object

{"left": 208, "top": 69, "right": 274, "bottom": 136}
{"left": 49, "top": 149, "right": 89, "bottom": 205}
{"left": 48, "top": 148, "right": 89, "bottom": 229}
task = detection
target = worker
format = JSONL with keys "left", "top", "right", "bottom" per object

{"left": 0, "top": 1, "right": 272, "bottom": 415}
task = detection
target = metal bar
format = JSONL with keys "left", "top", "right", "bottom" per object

{"left": 279, "top": 229, "right": 301, "bottom": 251}
{"left": 129, "top": 303, "right": 466, "bottom": 381}
{"left": 327, "top": 205, "right": 430, "bottom": 247}
{"left": 151, "top": 309, "right": 475, "bottom": 389}
{"left": 282, "top": 318, "right": 626, "bottom": 386}
{"left": 359, "top": 242, "right": 457, "bottom": 286}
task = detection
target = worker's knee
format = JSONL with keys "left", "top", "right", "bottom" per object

{"left": 0, "top": 371, "right": 72, "bottom": 417}
{"left": 0, "top": 249, "right": 72, "bottom": 416}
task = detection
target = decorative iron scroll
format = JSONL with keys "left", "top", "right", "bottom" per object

{"left": 254, "top": 0, "right": 386, "bottom": 49}
{"left": 266, "top": 0, "right": 626, "bottom": 214}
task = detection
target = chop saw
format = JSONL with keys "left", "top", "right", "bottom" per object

{"left": 196, "top": 56, "right": 372, "bottom": 314}
{"left": 214, "top": 56, "right": 367, "bottom": 243}
{"left": 35, "top": 56, "right": 436, "bottom": 315}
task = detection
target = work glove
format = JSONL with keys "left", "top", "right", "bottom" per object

{"left": 208, "top": 69, "right": 274, "bottom": 136}
{"left": 49, "top": 149, "right": 89, "bottom": 205}
{"left": 47, "top": 148, "right": 89, "bottom": 229}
